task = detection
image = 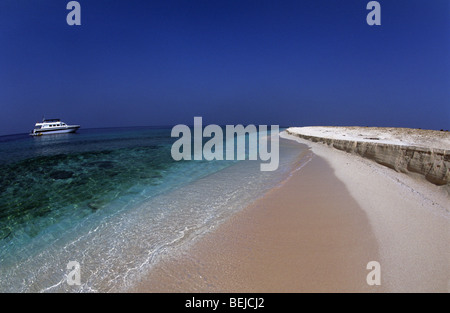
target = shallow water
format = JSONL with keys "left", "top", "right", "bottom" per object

{"left": 0, "top": 127, "right": 307, "bottom": 292}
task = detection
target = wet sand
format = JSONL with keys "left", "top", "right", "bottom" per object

{"left": 131, "top": 152, "right": 384, "bottom": 292}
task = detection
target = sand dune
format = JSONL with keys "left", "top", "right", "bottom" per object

{"left": 286, "top": 126, "right": 450, "bottom": 188}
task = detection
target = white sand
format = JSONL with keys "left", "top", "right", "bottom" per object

{"left": 281, "top": 131, "right": 450, "bottom": 292}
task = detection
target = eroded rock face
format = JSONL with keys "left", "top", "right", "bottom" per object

{"left": 286, "top": 129, "right": 450, "bottom": 186}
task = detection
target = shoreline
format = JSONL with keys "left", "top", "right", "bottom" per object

{"left": 130, "top": 141, "right": 385, "bottom": 292}
{"left": 130, "top": 130, "right": 450, "bottom": 292}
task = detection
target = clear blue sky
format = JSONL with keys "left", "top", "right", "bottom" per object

{"left": 0, "top": 0, "right": 449, "bottom": 135}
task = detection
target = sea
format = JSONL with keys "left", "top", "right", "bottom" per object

{"left": 0, "top": 127, "right": 310, "bottom": 292}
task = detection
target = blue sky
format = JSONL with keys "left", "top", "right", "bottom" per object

{"left": 0, "top": 0, "right": 449, "bottom": 135}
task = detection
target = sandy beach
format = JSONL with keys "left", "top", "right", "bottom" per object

{"left": 131, "top": 149, "right": 381, "bottom": 292}
{"left": 131, "top": 128, "right": 449, "bottom": 293}
{"left": 285, "top": 130, "right": 449, "bottom": 292}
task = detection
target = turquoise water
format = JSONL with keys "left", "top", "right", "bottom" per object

{"left": 0, "top": 127, "right": 308, "bottom": 292}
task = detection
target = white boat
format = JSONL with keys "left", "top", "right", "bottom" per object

{"left": 30, "top": 119, "right": 80, "bottom": 136}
